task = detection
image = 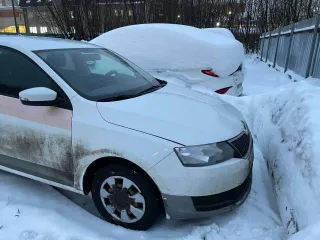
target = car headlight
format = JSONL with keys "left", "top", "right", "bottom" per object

{"left": 174, "top": 142, "right": 234, "bottom": 167}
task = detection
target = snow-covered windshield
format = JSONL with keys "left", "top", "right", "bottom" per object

{"left": 35, "top": 48, "right": 161, "bottom": 101}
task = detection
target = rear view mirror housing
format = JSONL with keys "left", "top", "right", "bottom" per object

{"left": 82, "top": 53, "right": 101, "bottom": 61}
{"left": 19, "top": 87, "right": 58, "bottom": 107}
{"left": 82, "top": 53, "right": 101, "bottom": 66}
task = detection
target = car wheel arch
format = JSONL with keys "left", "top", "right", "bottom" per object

{"left": 81, "top": 156, "right": 164, "bottom": 209}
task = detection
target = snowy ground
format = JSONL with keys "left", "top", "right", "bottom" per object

{"left": 1, "top": 56, "right": 319, "bottom": 240}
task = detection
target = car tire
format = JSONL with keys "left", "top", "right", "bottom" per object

{"left": 91, "top": 164, "right": 162, "bottom": 230}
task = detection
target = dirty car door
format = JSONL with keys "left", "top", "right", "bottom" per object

{"left": 0, "top": 47, "right": 73, "bottom": 186}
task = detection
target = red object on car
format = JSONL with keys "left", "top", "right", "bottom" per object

{"left": 215, "top": 87, "right": 232, "bottom": 94}
{"left": 201, "top": 70, "right": 219, "bottom": 77}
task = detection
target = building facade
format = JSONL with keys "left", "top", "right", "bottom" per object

{"left": 19, "top": 0, "right": 143, "bottom": 36}
{"left": 0, "top": 6, "right": 26, "bottom": 33}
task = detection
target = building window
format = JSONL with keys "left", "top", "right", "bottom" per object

{"left": 30, "top": 26, "right": 37, "bottom": 33}
{"left": 40, "top": 26, "right": 47, "bottom": 33}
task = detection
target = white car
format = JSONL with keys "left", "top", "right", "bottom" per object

{"left": 90, "top": 24, "right": 245, "bottom": 96}
{"left": 0, "top": 36, "right": 253, "bottom": 230}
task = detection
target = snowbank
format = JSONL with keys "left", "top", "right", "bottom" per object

{"left": 90, "top": 24, "right": 244, "bottom": 77}
{"left": 288, "top": 220, "right": 320, "bottom": 240}
{"left": 221, "top": 80, "right": 320, "bottom": 237}
{"left": 202, "top": 28, "right": 235, "bottom": 39}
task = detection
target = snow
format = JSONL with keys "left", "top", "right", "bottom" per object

{"left": 294, "top": 25, "right": 316, "bottom": 33}
{"left": 2, "top": 55, "right": 320, "bottom": 239}
{"left": 223, "top": 82, "right": 320, "bottom": 234}
{"left": 220, "top": 56, "right": 320, "bottom": 239}
{"left": 90, "top": 24, "right": 244, "bottom": 78}
{"left": 202, "top": 28, "right": 235, "bottom": 39}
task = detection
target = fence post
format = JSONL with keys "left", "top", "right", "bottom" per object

{"left": 306, "top": 15, "right": 320, "bottom": 78}
{"left": 311, "top": 21, "right": 320, "bottom": 76}
{"left": 260, "top": 33, "right": 265, "bottom": 61}
{"left": 265, "top": 31, "right": 272, "bottom": 62}
{"left": 284, "top": 23, "right": 295, "bottom": 72}
{"left": 273, "top": 27, "right": 282, "bottom": 68}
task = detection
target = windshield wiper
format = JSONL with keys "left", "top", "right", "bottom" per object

{"left": 137, "top": 85, "right": 162, "bottom": 95}
{"left": 137, "top": 81, "right": 167, "bottom": 95}
{"left": 98, "top": 94, "right": 137, "bottom": 102}
{"left": 98, "top": 82, "right": 166, "bottom": 102}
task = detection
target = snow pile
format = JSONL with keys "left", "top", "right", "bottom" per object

{"left": 241, "top": 57, "right": 293, "bottom": 95}
{"left": 202, "top": 28, "right": 235, "bottom": 39}
{"left": 288, "top": 220, "right": 320, "bottom": 240}
{"left": 221, "top": 80, "right": 320, "bottom": 237}
{"left": 90, "top": 24, "right": 244, "bottom": 77}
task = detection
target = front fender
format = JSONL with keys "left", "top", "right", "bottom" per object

{"left": 73, "top": 146, "right": 173, "bottom": 192}
{"left": 71, "top": 95, "right": 180, "bottom": 192}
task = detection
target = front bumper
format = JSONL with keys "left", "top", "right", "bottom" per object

{"left": 158, "top": 132, "right": 254, "bottom": 220}
{"left": 147, "top": 130, "right": 253, "bottom": 220}
{"left": 163, "top": 168, "right": 252, "bottom": 220}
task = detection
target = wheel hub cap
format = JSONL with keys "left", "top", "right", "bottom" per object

{"left": 100, "top": 176, "right": 146, "bottom": 223}
{"left": 109, "top": 189, "right": 130, "bottom": 209}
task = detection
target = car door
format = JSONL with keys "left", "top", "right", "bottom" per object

{"left": 0, "top": 46, "right": 74, "bottom": 186}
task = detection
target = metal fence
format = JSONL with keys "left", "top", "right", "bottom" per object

{"left": 260, "top": 15, "right": 320, "bottom": 79}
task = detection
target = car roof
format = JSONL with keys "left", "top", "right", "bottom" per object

{"left": 0, "top": 35, "right": 99, "bottom": 51}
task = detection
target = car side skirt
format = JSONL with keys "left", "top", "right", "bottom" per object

{"left": 0, "top": 154, "right": 82, "bottom": 194}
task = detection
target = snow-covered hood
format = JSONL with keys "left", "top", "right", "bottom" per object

{"left": 97, "top": 84, "right": 245, "bottom": 145}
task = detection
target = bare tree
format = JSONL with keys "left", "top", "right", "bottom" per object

{"left": 21, "top": 0, "right": 320, "bottom": 52}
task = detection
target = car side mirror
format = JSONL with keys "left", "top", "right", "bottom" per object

{"left": 19, "top": 87, "right": 58, "bottom": 106}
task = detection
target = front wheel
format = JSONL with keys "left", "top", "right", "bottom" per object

{"left": 91, "top": 165, "right": 162, "bottom": 230}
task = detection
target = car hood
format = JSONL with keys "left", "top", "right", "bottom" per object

{"left": 97, "top": 84, "right": 245, "bottom": 145}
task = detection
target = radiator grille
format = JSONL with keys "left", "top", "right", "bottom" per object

{"left": 229, "top": 132, "right": 251, "bottom": 157}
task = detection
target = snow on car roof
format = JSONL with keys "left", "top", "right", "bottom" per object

{"left": 0, "top": 35, "right": 98, "bottom": 51}
{"left": 90, "top": 24, "right": 244, "bottom": 78}
{"left": 202, "top": 28, "right": 235, "bottom": 39}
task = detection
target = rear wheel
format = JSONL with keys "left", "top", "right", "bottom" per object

{"left": 91, "top": 165, "right": 162, "bottom": 230}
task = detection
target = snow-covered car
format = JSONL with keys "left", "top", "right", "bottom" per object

{"left": 90, "top": 24, "right": 245, "bottom": 96}
{"left": 0, "top": 36, "right": 253, "bottom": 230}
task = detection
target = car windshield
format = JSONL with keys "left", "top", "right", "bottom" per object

{"left": 35, "top": 48, "right": 162, "bottom": 101}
